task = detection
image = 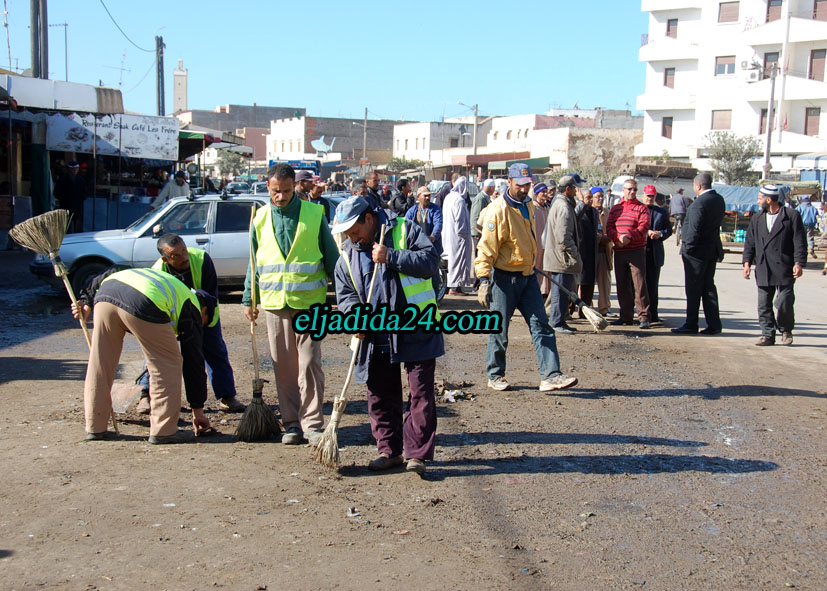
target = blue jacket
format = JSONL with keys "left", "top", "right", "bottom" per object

{"left": 404, "top": 203, "right": 443, "bottom": 254}
{"left": 334, "top": 217, "right": 444, "bottom": 384}
{"left": 796, "top": 203, "right": 818, "bottom": 228}
{"left": 646, "top": 205, "right": 673, "bottom": 268}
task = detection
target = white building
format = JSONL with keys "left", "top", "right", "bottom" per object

{"left": 635, "top": 0, "right": 827, "bottom": 171}
{"left": 172, "top": 60, "right": 187, "bottom": 114}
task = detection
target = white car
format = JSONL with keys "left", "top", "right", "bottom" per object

{"left": 30, "top": 194, "right": 268, "bottom": 293}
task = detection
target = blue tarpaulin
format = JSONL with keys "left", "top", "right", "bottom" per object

{"left": 712, "top": 184, "right": 790, "bottom": 213}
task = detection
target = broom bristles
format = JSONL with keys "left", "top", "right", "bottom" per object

{"left": 582, "top": 305, "right": 608, "bottom": 332}
{"left": 313, "top": 397, "right": 347, "bottom": 468}
{"left": 9, "top": 209, "right": 70, "bottom": 256}
{"left": 234, "top": 395, "right": 281, "bottom": 442}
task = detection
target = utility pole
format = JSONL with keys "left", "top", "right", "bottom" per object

{"left": 49, "top": 22, "right": 67, "bottom": 81}
{"left": 762, "top": 63, "right": 778, "bottom": 180}
{"left": 155, "top": 35, "right": 165, "bottom": 116}
{"left": 472, "top": 103, "right": 478, "bottom": 155}
{"left": 362, "top": 107, "right": 367, "bottom": 160}
{"left": 30, "top": 0, "right": 49, "bottom": 79}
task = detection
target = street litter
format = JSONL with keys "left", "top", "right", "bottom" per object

{"left": 346, "top": 507, "right": 360, "bottom": 517}
{"left": 440, "top": 380, "right": 476, "bottom": 403}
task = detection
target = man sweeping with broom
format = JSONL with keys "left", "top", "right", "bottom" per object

{"left": 331, "top": 195, "right": 444, "bottom": 475}
{"left": 243, "top": 163, "right": 339, "bottom": 447}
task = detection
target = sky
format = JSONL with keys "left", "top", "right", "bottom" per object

{"left": 4, "top": 0, "right": 649, "bottom": 122}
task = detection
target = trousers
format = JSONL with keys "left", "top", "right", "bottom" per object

{"left": 84, "top": 302, "right": 181, "bottom": 437}
{"left": 265, "top": 308, "right": 325, "bottom": 433}
{"left": 614, "top": 248, "right": 650, "bottom": 322}
{"left": 757, "top": 284, "right": 795, "bottom": 338}
{"left": 548, "top": 272, "right": 576, "bottom": 327}
{"left": 366, "top": 354, "right": 437, "bottom": 461}
{"left": 595, "top": 251, "right": 612, "bottom": 314}
{"left": 681, "top": 254, "right": 721, "bottom": 331}
{"left": 645, "top": 248, "right": 662, "bottom": 321}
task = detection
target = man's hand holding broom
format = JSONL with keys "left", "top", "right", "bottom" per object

{"left": 70, "top": 302, "right": 92, "bottom": 324}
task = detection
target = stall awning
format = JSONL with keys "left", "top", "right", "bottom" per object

{"left": 794, "top": 153, "right": 827, "bottom": 170}
{"left": 488, "top": 156, "right": 550, "bottom": 171}
{"left": 2, "top": 74, "right": 124, "bottom": 114}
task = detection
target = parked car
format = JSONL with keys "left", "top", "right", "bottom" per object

{"left": 251, "top": 181, "right": 268, "bottom": 195}
{"left": 226, "top": 182, "right": 250, "bottom": 194}
{"left": 30, "top": 194, "right": 269, "bottom": 293}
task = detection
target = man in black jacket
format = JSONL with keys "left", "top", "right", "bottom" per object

{"left": 742, "top": 185, "right": 808, "bottom": 346}
{"left": 672, "top": 173, "right": 725, "bottom": 335}
{"left": 640, "top": 185, "right": 672, "bottom": 323}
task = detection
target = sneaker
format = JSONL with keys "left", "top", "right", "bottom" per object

{"left": 639, "top": 321, "right": 651, "bottom": 330}
{"left": 406, "top": 458, "right": 426, "bottom": 475}
{"left": 755, "top": 336, "right": 775, "bottom": 346}
{"left": 282, "top": 426, "right": 302, "bottom": 445}
{"left": 136, "top": 395, "right": 150, "bottom": 415}
{"left": 218, "top": 396, "right": 246, "bottom": 413}
{"left": 780, "top": 332, "right": 793, "bottom": 346}
{"left": 305, "top": 429, "right": 323, "bottom": 447}
{"left": 368, "top": 453, "right": 404, "bottom": 471}
{"left": 539, "top": 374, "right": 578, "bottom": 392}
{"left": 552, "top": 324, "right": 576, "bottom": 334}
{"left": 487, "top": 377, "right": 510, "bottom": 391}
{"left": 148, "top": 430, "right": 195, "bottom": 444}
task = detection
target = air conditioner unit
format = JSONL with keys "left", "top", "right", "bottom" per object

{"left": 741, "top": 60, "right": 750, "bottom": 70}
{"left": 746, "top": 70, "right": 761, "bottom": 83}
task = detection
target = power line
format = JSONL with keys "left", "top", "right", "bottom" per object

{"left": 124, "top": 56, "right": 155, "bottom": 93}
{"left": 97, "top": 0, "right": 153, "bottom": 53}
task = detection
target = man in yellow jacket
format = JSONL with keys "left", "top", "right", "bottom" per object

{"left": 243, "top": 163, "right": 339, "bottom": 446}
{"left": 474, "top": 163, "right": 577, "bottom": 393}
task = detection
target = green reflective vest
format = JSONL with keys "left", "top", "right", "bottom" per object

{"left": 152, "top": 247, "right": 219, "bottom": 327}
{"left": 392, "top": 220, "right": 440, "bottom": 320}
{"left": 254, "top": 199, "right": 327, "bottom": 310}
{"left": 103, "top": 268, "right": 199, "bottom": 334}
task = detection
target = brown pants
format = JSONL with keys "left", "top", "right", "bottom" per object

{"left": 613, "top": 249, "right": 650, "bottom": 323}
{"left": 265, "top": 308, "right": 325, "bottom": 433}
{"left": 596, "top": 252, "right": 612, "bottom": 315}
{"left": 84, "top": 302, "right": 182, "bottom": 437}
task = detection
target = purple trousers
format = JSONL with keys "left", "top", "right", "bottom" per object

{"left": 365, "top": 353, "right": 436, "bottom": 461}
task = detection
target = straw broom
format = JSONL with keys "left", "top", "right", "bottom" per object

{"left": 10, "top": 209, "right": 119, "bottom": 433}
{"left": 235, "top": 206, "right": 281, "bottom": 442}
{"left": 535, "top": 268, "right": 608, "bottom": 332}
{"left": 314, "top": 224, "right": 387, "bottom": 468}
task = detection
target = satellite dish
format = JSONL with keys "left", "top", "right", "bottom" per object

{"left": 310, "top": 136, "right": 336, "bottom": 153}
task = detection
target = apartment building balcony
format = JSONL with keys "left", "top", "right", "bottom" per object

{"left": 637, "top": 89, "right": 697, "bottom": 111}
{"left": 639, "top": 36, "right": 700, "bottom": 62}
{"left": 744, "top": 73, "right": 827, "bottom": 103}
{"left": 742, "top": 16, "right": 827, "bottom": 46}
{"left": 640, "top": 0, "right": 702, "bottom": 12}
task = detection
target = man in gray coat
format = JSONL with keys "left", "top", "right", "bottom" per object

{"left": 742, "top": 185, "right": 807, "bottom": 346}
{"left": 543, "top": 175, "right": 583, "bottom": 334}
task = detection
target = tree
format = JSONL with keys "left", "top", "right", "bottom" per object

{"left": 216, "top": 151, "right": 248, "bottom": 177}
{"left": 386, "top": 156, "right": 425, "bottom": 173}
{"left": 704, "top": 132, "right": 761, "bottom": 185}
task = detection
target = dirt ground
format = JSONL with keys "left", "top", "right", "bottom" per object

{"left": 1, "top": 244, "right": 825, "bottom": 591}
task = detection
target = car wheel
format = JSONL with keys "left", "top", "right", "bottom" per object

{"left": 70, "top": 261, "right": 109, "bottom": 296}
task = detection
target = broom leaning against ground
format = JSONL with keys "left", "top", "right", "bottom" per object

{"left": 314, "top": 224, "right": 387, "bottom": 468}
{"left": 535, "top": 268, "right": 608, "bottom": 333}
{"left": 235, "top": 205, "right": 281, "bottom": 442}
{"left": 10, "top": 209, "right": 119, "bottom": 433}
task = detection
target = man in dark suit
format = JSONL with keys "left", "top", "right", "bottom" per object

{"left": 640, "top": 185, "right": 672, "bottom": 323}
{"left": 742, "top": 185, "right": 807, "bottom": 346}
{"left": 672, "top": 173, "right": 726, "bottom": 335}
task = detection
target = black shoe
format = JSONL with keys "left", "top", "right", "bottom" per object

{"left": 148, "top": 430, "right": 195, "bottom": 445}
{"left": 671, "top": 325, "right": 698, "bottom": 334}
{"left": 610, "top": 319, "right": 634, "bottom": 326}
{"left": 86, "top": 431, "right": 114, "bottom": 441}
{"left": 700, "top": 327, "right": 722, "bottom": 335}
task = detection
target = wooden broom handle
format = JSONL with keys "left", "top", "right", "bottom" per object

{"left": 248, "top": 206, "right": 260, "bottom": 381}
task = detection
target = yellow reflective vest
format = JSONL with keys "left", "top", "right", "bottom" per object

{"left": 253, "top": 200, "right": 327, "bottom": 310}
{"left": 152, "top": 247, "right": 219, "bottom": 327}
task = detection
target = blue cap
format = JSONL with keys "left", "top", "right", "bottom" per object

{"left": 331, "top": 195, "right": 371, "bottom": 233}
{"left": 590, "top": 186, "right": 604, "bottom": 195}
{"left": 508, "top": 162, "right": 533, "bottom": 185}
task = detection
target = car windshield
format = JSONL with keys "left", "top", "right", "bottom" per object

{"left": 125, "top": 209, "right": 157, "bottom": 231}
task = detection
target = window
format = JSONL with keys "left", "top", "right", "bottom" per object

{"left": 662, "top": 117, "right": 673, "bottom": 139}
{"left": 396, "top": 139, "right": 400, "bottom": 151}
{"left": 506, "top": 130, "right": 512, "bottom": 140}
{"left": 449, "top": 138, "right": 459, "bottom": 148}
{"left": 404, "top": 139, "right": 408, "bottom": 150}
{"left": 711, "top": 110, "right": 732, "bottom": 130}
{"left": 525, "top": 129, "right": 530, "bottom": 137}
{"left": 517, "top": 130, "right": 521, "bottom": 139}
{"left": 763, "top": 52, "right": 779, "bottom": 79}
{"left": 816, "top": 0, "right": 827, "bottom": 21}
{"left": 423, "top": 137, "right": 426, "bottom": 148}
{"left": 759, "top": 108, "right": 770, "bottom": 134}
{"left": 415, "top": 138, "right": 419, "bottom": 149}
{"left": 667, "top": 18, "right": 678, "bottom": 38}
{"left": 664, "top": 67, "right": 676, "bottom": 88}
{"left": 216, "top": 201, "right": 259, "bottom": 233}
{"left": 718, "top": 1, "right": 739, "bottom": 22}
{"left": 805, "top": 107, "right": 820, "bottom": 136}
{"left": 715, "top": 55, "right": 736, "bottom": 76}
{"left": 289, "top": 141, "right": 293, "bottom": 152}
{"left": 810, "top": 49, "right": 826, "bottom": 82}
{"left": 766, "top": 0, "right": 782, "bottom": 22}
{"left": 493, "top": 131, "right": 498, "bottom": 140}
{"left": 280, "top": 142, "right": 284, "bottom": 152}
{"left": 157, "top": 202, "right": 210, "bottom": 236}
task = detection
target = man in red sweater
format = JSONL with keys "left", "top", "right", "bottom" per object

{"left": 606, "top": 179, "right": 651, "bottom": 329}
